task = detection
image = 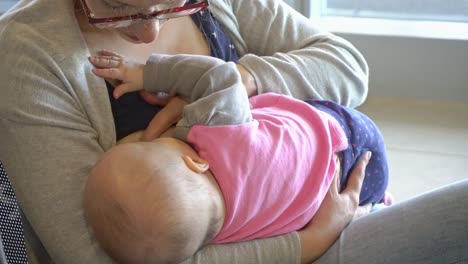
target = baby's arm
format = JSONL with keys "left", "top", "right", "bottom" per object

{"left": 90, "top": 52, "right": 253, "bottom": 140}
{"left": 89, "top": 51, "right": 248, "bottom": 105}
{"left": 143, "top": 54, "right": 254, "bottom": 140}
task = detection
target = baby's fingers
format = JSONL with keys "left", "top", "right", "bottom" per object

{"left": 97, "top": 49, "right": 122, "bottom": 57}
{"left": 113, "top": 83, "right": 134, "bottom": 99}
{"left": 89, "top": 55, "right": 122, "bottom": 68}
{"left": 92, "top": 67, "right": 124, "bottom": 81}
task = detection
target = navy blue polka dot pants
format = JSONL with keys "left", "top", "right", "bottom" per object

{"left": 305, "top": 99, "right": 389, "bottom": 205}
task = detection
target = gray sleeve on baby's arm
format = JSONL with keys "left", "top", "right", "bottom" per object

{"left": 182, "top": 232, "right": 301, "bottom": 264}
{"left": 144, "top": 54, "right": 253, "bottom": 140}
{"left": 173, "top": 85, "right": 252, "bottom": 140}
{"left": 144, "top": 54, "right": 245, "bottom": 103}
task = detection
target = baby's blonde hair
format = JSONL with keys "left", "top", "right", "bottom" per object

{"left": 83, "top": 142, "right": 219, "bottom": 263}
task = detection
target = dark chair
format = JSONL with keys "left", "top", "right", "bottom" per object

{"left": 0, "top": 161, "right": 28, "bottom": 263}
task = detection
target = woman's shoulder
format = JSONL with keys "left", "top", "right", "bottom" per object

{"left": 0, "top": 0, "right": 80, "bottom": 54}
{"left": 0, "top": 18, "right": 53, "bottom": 115}
{"left": 0, "top": 1, "right": 95, "bottom": 121}
{"left": 0, "top": 0, "right": 73, "bottom": 31}
{"left": 0, "top": 1, "right": 82, "bottom": 66}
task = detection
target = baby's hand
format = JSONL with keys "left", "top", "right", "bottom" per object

{"left": 89, "top": 50, "right": 144, "bottom": 99}
{"left": 141, "top": 96, "right": 188, "bottom": 141}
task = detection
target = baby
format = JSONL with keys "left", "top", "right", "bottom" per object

{"left": 84, "top": 137, "right": 224, "bottom": 264}
{"left": 83, "top": 52, "right": 391, "bottom": 264}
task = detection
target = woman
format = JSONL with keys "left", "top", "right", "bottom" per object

{"left": 0, "top": 0, "right": 466, "bottom": 263}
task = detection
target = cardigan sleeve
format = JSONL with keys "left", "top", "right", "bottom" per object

{"left": 182, "top": 232, "right": 301, "bottom": 264}
{"left": 0, "top": 21, "right": 116, "bottom": 264}
{"left": 213, "top": 0, "right": 369, "bottom": 108}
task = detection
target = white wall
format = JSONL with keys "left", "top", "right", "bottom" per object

{"left": 337, "top": 33, "right": 468, "bottom": 103}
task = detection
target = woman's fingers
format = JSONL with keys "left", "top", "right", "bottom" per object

{"left": 330, "top": 154, "right": 343, "bottom": 195}
{"left": 342, "top": 151, "right": 371, "bottom": 196}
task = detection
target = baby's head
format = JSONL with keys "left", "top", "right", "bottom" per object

{"left": 83, "top": 138, "right": 224, "bottom": 264}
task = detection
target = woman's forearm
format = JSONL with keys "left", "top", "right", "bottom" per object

{"left": 228, "top": 0, "right": 369, "bottom": 107}
{"left": 298, "top": 218, "right": 348, "bottom": 263}
{"left": 299, "top": 152, "right": 372, "bottom": 263}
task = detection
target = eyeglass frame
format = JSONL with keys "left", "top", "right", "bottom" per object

{"left": 80, "top": 0, "right": 210, "bottom": 28}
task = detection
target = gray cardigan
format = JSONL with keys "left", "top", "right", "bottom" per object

{"left": 0, "top": 0, "right": 368, "bottom": 263}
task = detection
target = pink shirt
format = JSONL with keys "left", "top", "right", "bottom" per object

{"left": 187, "top": 93, "right": 348, "bottom": 243}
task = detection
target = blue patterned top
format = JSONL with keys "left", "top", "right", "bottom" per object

{"left": 191, "top": 9, "right": 239, "bottom": 63}
{"left": 107, "top": 10, "right": 240, "bottom": 140}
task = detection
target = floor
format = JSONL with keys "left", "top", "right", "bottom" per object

{"left": 357, "top": 96, "right": 468, "bottom": 202}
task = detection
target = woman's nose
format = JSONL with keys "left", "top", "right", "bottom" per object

{"left": 131, "top": 19, "right": 161, "bottom": 43}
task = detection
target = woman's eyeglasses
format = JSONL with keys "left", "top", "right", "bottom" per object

{"left": 80, "top": 0, "right": 209, "bottom": 29}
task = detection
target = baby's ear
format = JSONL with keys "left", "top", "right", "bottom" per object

{"left": 183, "top": 155, "right": 209, "bottom": 173}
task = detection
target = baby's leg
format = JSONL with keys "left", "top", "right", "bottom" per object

{"left": 305, "top": 100, "right": 389, "bottom": 205}
{"left": 342, "top": 107, "right": 389, "bottom": 205}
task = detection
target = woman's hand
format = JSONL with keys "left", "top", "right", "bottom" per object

{"left": 141, "top": 96, "right": 188, "bottom": 141}
{"left": 89, "top": 50, "right": 144, "bottom": 99}
{"left": 299, "top": 152, "right": 373, "bottom": 264}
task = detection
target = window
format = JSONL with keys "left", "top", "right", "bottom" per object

{"left": 303, "top": 0, "right": 468, "bottom": 40}
{"left": 0, "top": 0, "right": 18, "bottom": 15}
{"left": 311, "top": 0, "right": 468, "bottom": 23}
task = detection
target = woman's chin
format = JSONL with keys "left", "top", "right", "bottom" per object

{"left": 119, "top": 33, "right": 144, "bottom": 44}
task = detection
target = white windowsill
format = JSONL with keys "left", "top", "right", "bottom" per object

{"left": 309, "top": 16, "right": 468, "bottom": 103}
{"left": 312, "top": 16, "right": 468, "bottom": 41}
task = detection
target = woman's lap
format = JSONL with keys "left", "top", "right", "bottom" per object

{"left": 316, "top": 179, "right": 468, "bottom": 264}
